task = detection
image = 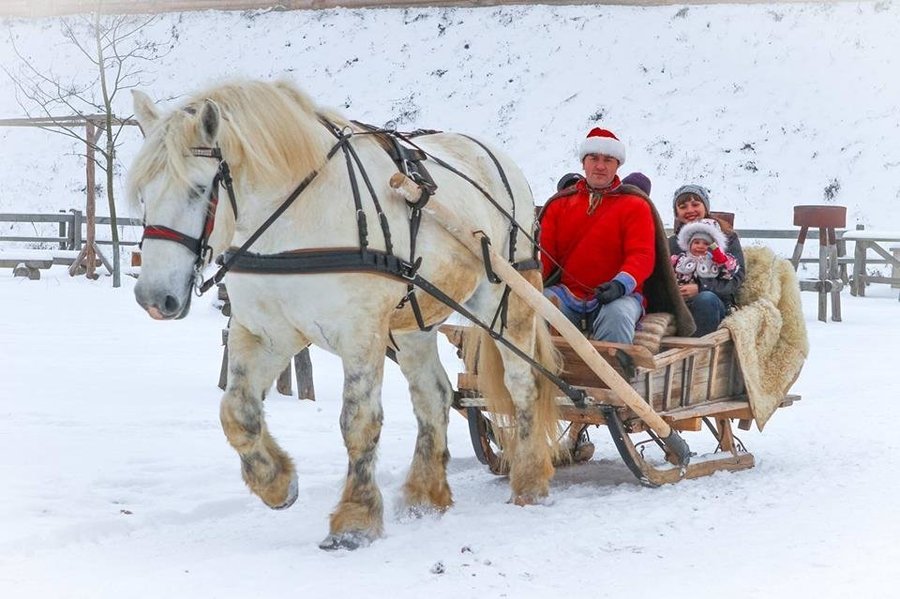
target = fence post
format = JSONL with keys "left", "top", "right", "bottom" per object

{"left": 57, "top": 210, "right": 67, "bottom": 250}
{"left": 70, "top": 209, "right": 83, "bottom": 249}
{"left": 295, "top": 348, "right": 316, "bottom": 401}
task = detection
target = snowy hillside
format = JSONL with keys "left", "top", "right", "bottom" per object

{"left": 2, "top": 1, "right": 899, "bottom": 232}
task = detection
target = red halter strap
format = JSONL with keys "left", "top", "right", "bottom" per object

{"left": 140, "top": 147, "right": 224, "bottom": 269}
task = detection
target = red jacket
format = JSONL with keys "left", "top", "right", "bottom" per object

{"left": 539, "top": 178, "right": 656, "bottom": 301}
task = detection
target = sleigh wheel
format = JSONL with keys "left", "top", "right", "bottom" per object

{"left": 465, "top": 406, "right": 509, "bottom": 476}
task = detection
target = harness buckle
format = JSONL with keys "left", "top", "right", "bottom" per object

{"left": 192, "top": 264, "right": 206, "bottom": 297}
{"left": 202, "top": 245, "right": 214, "bottom": 266}
{"left": 399, "top": 256, "right": 423, "bottom": 282}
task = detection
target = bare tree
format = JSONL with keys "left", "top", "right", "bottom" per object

{"left": 4, "top": 9, "right": 170, "bottom": 287}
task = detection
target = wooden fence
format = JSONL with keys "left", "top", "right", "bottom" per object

{"left": 1, "top": 210, "right": 889, "bottom": 275}
{"left": 0, "top": 211, "right": 142, "bottom": 250}
{"left": 0, "top": 211, "right": 142, "bottom": 276}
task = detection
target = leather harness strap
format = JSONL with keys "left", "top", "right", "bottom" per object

{"left": 140, "top": 117, "right": 589, "bottom": 405}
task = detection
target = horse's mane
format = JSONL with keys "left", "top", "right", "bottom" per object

{"left": 129, "top": 80, "right": 347, "bottom": 203}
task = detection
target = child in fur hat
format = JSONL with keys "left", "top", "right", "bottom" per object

{"left": 671, "top": 218, "right": 740, "bottom": 287}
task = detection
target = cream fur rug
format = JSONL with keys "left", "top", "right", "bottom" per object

{"left": 721, "top": 246, "right": 809, "bottom": 430}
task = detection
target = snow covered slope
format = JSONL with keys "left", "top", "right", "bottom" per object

{"left": 1, "top": 2, "right": 899, "bottom": 231}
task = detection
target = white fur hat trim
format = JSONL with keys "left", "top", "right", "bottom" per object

{"left": 579, "top": 134, "right": 626, "bottom": 165}
{"left": 677, "top": 219, "right": 728, "bottom": 252}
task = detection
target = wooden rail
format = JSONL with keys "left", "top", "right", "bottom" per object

{"left": 662, "top": 226, "right": 891, "bottom": 270}
{"left": 1, "top": 212, "right": 887, "bottom": 266}
{"left": 0, "top": 211, "right": 142, "bottom": 250}
{"left": 1, "top": 212, "right": 888, "bottom": 284}
{"left": 0, "top": 211, "right": 143, "bottom": 277}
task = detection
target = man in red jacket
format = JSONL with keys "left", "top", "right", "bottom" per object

{"left": 539, "top": 128, "right": 655, "bottom": 344}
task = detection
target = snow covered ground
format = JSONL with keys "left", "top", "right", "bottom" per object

{"left": 2, "top": 2, "right": 899, "bottom": 597}
{"left": 1, "top": 258, "right": 898, "bottom": 598}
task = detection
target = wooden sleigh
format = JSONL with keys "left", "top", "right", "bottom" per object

{"left": 440, "top": 323, "right": 800, "bottom": 487}
{"left": 388, "top": 172, "right": 800, "bottom": 487}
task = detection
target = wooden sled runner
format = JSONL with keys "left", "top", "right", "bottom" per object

{"left": 441, "top": 324, "right": 800, "bottom": 487}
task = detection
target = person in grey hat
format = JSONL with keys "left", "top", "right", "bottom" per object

{"left": 669, "top": 184, "right": 746, "bottom": 336}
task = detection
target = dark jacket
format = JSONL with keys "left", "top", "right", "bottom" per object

{"left": 668, "top": 227, "right": 746, "bottom": 308}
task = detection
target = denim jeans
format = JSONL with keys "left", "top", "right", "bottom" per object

{"left": 543, "top": 287, "right": 643, "bottom": 344}
{"left": 688, "top": 290, "right": 727, "bottom": 337}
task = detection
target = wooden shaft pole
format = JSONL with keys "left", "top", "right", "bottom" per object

{"left": 389, "top": 173, "right": 674, "bottom": 439}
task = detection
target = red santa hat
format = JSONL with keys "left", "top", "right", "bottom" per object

{"left": 579, "top": 128, "right": 626, "bottom": 165}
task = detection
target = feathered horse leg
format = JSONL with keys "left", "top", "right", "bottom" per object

{"left": 220, "top": 320, "right": 300, "bottom": 510}
{"left": 319, "top": 326, "right": 390, "bottom": 551}
{"left": 393, "top": 330, "right": 454, "bottom": 514}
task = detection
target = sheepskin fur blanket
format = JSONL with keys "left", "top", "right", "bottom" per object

{"left": 721, "top": 246, "right": 809, "bottom": 430}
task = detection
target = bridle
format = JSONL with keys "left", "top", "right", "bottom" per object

{"left": 140, "top": 145, "right": 239, "bottom": 293}
{"left": 141, "top": 125, "right": 348, "bottom": 295}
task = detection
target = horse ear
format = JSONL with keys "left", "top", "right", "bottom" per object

{"left": 199, "top": 100, "right": 220, "bottom": 144}
{"left": 131, "top": 90, "right": 159, "bottom": 129}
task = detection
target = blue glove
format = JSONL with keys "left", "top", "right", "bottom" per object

{"left": 595, "top": 280, "right": 626, "bottom": 305}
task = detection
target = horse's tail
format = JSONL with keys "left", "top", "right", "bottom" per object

{"left": 531, "top": 319, "right": 566, "bottom": 461}
{"left": 462, "top": 311, "right": 564, "bottom": 472}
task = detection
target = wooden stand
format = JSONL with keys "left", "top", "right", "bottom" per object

{"left": 790, "top": 205, "right": 846, "bottom": 322}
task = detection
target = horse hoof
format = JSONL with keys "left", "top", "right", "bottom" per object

{"left": 318, "top": 531, "right": 373, "bottom": 551}
{"left": 271, "top": 475, "right": 298, "bottom": 510}
{"left": 399, "top": 504, "right": 442, "bottom": 521}
{"left": 510, "top": 493, "right": 551, "bottom": 507}
{"left": 401, "top": 503, "right": 450, "bottom": 520}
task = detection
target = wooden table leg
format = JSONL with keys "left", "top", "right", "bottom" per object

{"left": 859, "top": 240, "right": 869, "bottom": 297}
{"left": 790, "top": 226, "right": 808, "bottom": 270}
{"left": 817, "top": 234, "right": 827, "bottom": 322}
{"left": 276, "top": 364, "right": 293, "bottom": 395}
{"left": 852, "top": 240, "right": 866, "bottom": 297}
{"left": 826, "top": 228, "right": 841, "bottom": 322}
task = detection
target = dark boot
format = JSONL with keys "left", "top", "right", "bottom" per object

{"left": 615, "top": 349, "right": 636, "bottom": 380}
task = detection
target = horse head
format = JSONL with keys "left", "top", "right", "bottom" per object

{"left": 129, "top": 89, "right": 229, "bottom": 320}
{"left": 128, "top": 81, "right": 335, "bottom": 320}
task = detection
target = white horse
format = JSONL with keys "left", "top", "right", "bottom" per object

{"left": 128, "top": 79, "right": 560, "bottom": 549}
